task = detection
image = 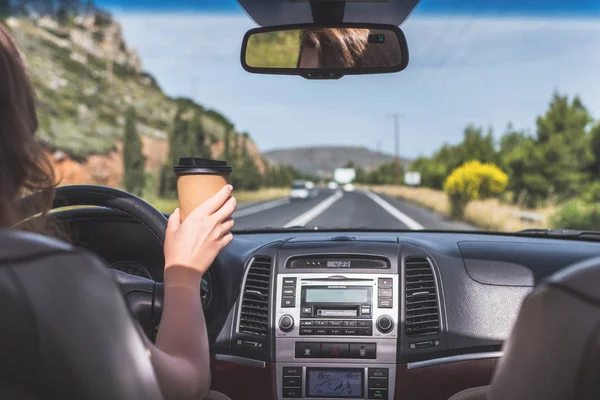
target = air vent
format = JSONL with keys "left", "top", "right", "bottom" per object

{"left": 239, "top": 256, "right": 272, "bottom": 337}
{"left": 405, "top": 257, "right": 440, "bottom": 336}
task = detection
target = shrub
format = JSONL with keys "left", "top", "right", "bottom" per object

{"left": 551, "top": 199, "right": 600, "bottom": 230}
{"left": 444, "top": 161, "right": 508, "bottom": 219}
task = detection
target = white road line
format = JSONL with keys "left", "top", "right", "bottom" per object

{"left": 233, "top": 198, "right": 290, "bottom": 218}
{"left": 362, "top": 190, "right": 424, "bottom": 230}
{"left": 284, "top": 191, "right": 344, "bottom": 227}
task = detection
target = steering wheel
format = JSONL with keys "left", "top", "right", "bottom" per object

{"left": 20, "top": 185, "right": 169, "bottom": 339}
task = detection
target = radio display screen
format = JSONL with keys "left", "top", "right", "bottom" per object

{"left": 327, "top": 260, "right": 351, "bottom": 268}
{"left": 306, "top": 368, "right": 363, "bottom": 398}
{"left": 305, "top": 288, "right": 369, "bottom": 303}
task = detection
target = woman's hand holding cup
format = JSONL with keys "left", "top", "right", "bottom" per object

{"left": 164, "top": 185, "right": 236, "bottom": 279}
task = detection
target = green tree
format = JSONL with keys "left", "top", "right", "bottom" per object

{"left": 522, "top": 93, "right": 593, "bottom": 206}
{"left": 122, "top": 107, "right": 145, "bottom": 196}
{"left": 239, "top": 133, "right": 262, "bottom": 190}
{"left": 189, "top": 109, "right": 210, "bottom": 158}
{"left": 159, "top": 105, "right": 188, "bottom": 197}
{"left": 410, "top": 157, "right": 447, "bottom": 189}
{"left": 222, "top": 126, "right": 232, "bottom": 161}
{"left": 587, "top": 121, "right": 600, "bottom": 178}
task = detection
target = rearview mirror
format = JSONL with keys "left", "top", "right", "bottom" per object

{"left": 241, "top": 23, "right": 409, "bottom": 79}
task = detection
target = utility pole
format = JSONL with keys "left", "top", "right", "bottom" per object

{"left": 388, "top": 113, "right": 404, "bottom": 185}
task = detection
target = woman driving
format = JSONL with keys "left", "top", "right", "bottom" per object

{"left": 0, "top": 22, "right": 231, "bottom": 400}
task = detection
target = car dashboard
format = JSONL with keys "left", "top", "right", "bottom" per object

{"left": 59, "top": 209, "right": 600, "bottom": 400}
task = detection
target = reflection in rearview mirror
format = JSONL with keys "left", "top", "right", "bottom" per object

{"left": 243, "top": 25, "right": 407, "bottom": 77}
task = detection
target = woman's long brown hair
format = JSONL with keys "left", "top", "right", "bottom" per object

{"left": 298, "top": 28, "right": 401, "bottom": 69}
{"left": 0, "top": 22, "right": 57, "bottom": 233}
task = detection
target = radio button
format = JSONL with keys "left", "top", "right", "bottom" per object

{"left": 283, "top": 278, "right": 297, "bottom": 286}
{"left": 358, "top": 320, "right": 372, "bottom": 327}
{"left": 295, "top": 342, "right": 320, "bottom": 358}
{"left": 321, "top": 343, "right": 349, "bottom": 358}
{"left": 314, "top": 320, "right": 328, "bottom": 327}
{"left": 283, "top": 367, "right": 301, "bottom": 376}
{"left": 368, "top": 388, "right": 388, "bottom": 399}
{"left": 283, "top": 376, "right": 302, "bottom": 387}
{"left": 378, "top": 298, "right": 392, "bottom": 308}
{"left": 368, "top": 377, "right": 388, "bottom": 389}
{"left": 343, "top": 320, "right": 358, "bottom": 327}
{"left": 368, "top": 368, "right": 389, "bottom": 378}
{"left": 301, "top": 307, "right": 312, "bottom": 316}
{"left": 299, "top": 328, "right": 314, "bottom": 335}
{"left": 283, "top": 388, "right": 301, "bottom": 398}
{"left": 329, "top": 328, "right": 342, "bottom": 335}
{"left": 329, "top": 320, "right": 343, "bottom": 327}
{"left": 361, "top": 306, "right": 371, "bottom": 316}
{"left": 282, "top": 297, "right": 295, "bottom": 308}
{"left": 376, "top": 315, "right": 394, "bottom": 333}
{"left": 378, "top": 288, "right": 393, "bottom": 298}
{"left": 283, "top": 288, "right": 295, "bottom": 296}
{"left": 343, "top": 328, "right": 358, "bottom": 335}
{"left": 378, "top": 278, "right": 393, "bottom": 288}
{"left": 300, "top": 320, "right": 314, "bottom": 326}
{"left": 315, "top": 328, "right": 328, "bottom": 335}
{"left": 279, "top": 315, "right": 295, "bottom": 332}
{"left": 358, "top": 327, "right": 373, "bottom": 336}
{"left": 349, "top": 343, "right": 376, "bottom": 359}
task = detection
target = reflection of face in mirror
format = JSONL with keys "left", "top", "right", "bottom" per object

{"left": 297, "top": 28, "right": 402, "bottom": 69}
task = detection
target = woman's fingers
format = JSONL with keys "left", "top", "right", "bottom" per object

{"left": 219, "top": 218, "right": 235, "bottom": 237}
{"left": 190, "top": 185, "right": 233, "bottom": 219}
{"left": 213, "top": 196, "right": 237, "bottom": 221}
{"left": 166, "top": 208, "right": 181, "bottom": 233}
{"left": 220, "top": 233, "right": 234, "bottom": 247}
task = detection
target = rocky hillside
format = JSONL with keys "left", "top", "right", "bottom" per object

{"left": 5, "top": 13, "right": 264, "bottom": 187}
{"left": 264, "top": 146, "right": 411, "bottom": 178}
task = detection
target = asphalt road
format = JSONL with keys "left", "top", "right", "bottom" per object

{"left": 233, "top": 189, "right": 476, "bottom": 231}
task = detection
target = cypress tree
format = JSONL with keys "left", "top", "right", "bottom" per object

{"left": 122, "top": 107, "right": 145, "bottom": 196}
{"left": 159, "top": 105, "right": 186, "bottom": 197}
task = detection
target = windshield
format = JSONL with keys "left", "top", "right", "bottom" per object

{"left": 7, "top": 0, "right": 600, "bottom": 232}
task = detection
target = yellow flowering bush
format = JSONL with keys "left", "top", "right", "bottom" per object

{"left": 444, "top": 161, "right": 509, "bottom": 218}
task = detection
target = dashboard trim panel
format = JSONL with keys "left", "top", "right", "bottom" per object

{"left": 406, "top": 351, "right": 503, "bottom": 369}
{"left": 214, "top": 354, "right": 267, "bottom": 368}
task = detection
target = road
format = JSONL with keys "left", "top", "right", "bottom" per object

{"left": 233, "top": 189, "right": 476, "bottom": 231}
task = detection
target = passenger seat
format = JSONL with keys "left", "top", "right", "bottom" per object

{"left": 449, "top": 256, "right": 600, "bottom": 400}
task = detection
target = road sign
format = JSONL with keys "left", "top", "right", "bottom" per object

{"left": 404, "top": 171, "right": 421, "bottom": 186}
{"left": 334, "top": 168, "right": 356, "bottom": 184}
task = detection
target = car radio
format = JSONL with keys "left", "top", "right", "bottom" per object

{"left": 276, "top": 274, "right": 397, "bottom": 338}
{"left": 275, "top": 273, "right": 398, "bottom": 399}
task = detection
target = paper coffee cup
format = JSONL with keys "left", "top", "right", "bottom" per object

{"left": 174, "top": 157, "right": 233, "bottom": 221}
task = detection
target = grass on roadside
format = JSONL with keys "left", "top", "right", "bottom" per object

{"left": 366, "top": 185, "right": 555, "bottom": 232}
{"left": 145, "top": 187, "right": 290, "bottom": 214}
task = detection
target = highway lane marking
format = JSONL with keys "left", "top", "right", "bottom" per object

{"left": 362, "top": 190, "right": 424, "bottom": 230}
{"left": 284, "top": 191, "right": 344, "bottom": 227}
{"left": 233, "top": 198, "right": 290, "bottom": 218}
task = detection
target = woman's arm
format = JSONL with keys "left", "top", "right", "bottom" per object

{"left": 146, "top": 185, "right": 236, "bottom": 400}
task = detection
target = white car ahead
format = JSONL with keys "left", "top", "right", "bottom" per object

{"left": 290, "top": 182, "right": 310, "bottom": 200}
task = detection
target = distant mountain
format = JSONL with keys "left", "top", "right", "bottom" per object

{"left": 264, "top": 146, "right": 412, "bottom": 178}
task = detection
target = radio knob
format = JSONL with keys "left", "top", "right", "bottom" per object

{"left": 376, "top": 315, "right": 394, "bottom": 334}
{"left": 279, "top": 315, "right": 295, "bottom": 332}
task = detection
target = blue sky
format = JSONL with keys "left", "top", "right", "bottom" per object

{"left": 97, "top": 1, "right": 600, "bottom": 158}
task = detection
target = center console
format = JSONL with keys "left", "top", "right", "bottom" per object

{"left": 274, "top": 243, "right": 399, "bottom": 400}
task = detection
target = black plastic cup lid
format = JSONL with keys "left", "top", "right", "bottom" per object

{"left": 174, "top": 157, "right": 233, "bottom": 176}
